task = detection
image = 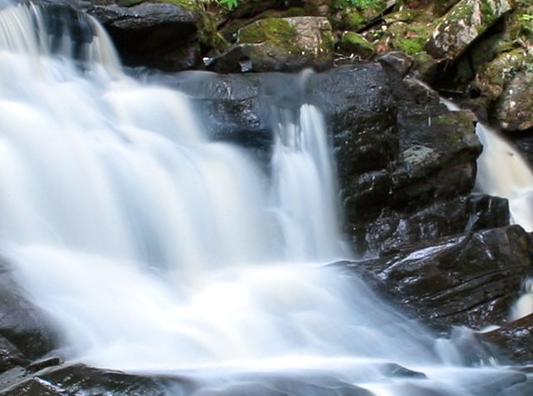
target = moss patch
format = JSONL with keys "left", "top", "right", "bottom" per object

{"left": 338, "top": 31, "right": 375, "bottom": 57}
{"left": 238, "top": 18, "right": 299, "bottom": 50}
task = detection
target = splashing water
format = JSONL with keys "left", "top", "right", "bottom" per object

{"left": 0, "top": 2, "right": 531, "bottom": 395}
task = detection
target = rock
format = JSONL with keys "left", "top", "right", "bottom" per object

{"left": 482, "top": 314, "right": 533, "bottom": 364}
{"left": 426, "top": 0, "right": 512, "bottom": 60}
{"left": 337, "top": 31, "right": 375, "bottom": 59}
{"left": 362, "top": 194, "right": 509, "bottom": 256}
{"left": 0, "top": 338, "right": 27, "bottom": 374}
{"left": 344, "top": 225, "right": 533, "bottom": 330}
{"left": 87, "top": 1, "right": 202, "bottom": 71}
{"left": 474, "top": 48, "right": 529, "bottom": 102}
{"left": 151, "top": 62, "right": 493, "bottom": 256}
{"left": 329, "top": 69, "right": 482, "bottom": 255}
{"left": 329, "top": 1, "right": 392, "bottom": 32}
{"left": 0, "top": 363, "right": 196, "bottom": 395}
{"left": 467, "top": 193, "right": 510, "bottom": 230}
{"left": 209, "top": 17, "right": 334, "bottom": 73}
{"left": 494, "top": 70, "right": 533, "bottom": 132}
{"left": 0, "top": 262, "right": 58, "bottom": 363}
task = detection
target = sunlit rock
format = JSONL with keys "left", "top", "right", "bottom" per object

{"left": 209, "top": 17, "right": 334, "bottom": 73}
{"left": 426, "top": 0, "right": 512, "bottom": 60}
{"left": 494, "top": 70, "right": 533, "bottom": 131}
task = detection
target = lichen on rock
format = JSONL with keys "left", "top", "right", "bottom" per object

{"left": 209, "top": 16, "right": 334, "bottom": 72}
{"left": 426, "top": 0, "right": 512, "bottom": 59}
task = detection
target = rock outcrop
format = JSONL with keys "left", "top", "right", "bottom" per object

{"left": 426, "top": 0, "right": 512, "bottom": 60}
{"left": 342, "top": 225, "right": 533, "bottom": 331}
{"left": 208, "top": 16, "right": 334, "bottom": 73}
{"left": 87, "top": 1, "right": 203, "bottom": 71}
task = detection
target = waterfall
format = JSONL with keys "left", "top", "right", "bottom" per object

{"left": 0, "top": 2, "right": 530, "bottom": 395}
{"left": 474, "top": 123, "right": 533, "bottom": 320}
{"left": 475, "top": 123, "right": 533, "bottom": 231}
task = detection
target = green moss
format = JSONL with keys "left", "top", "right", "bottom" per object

{"left": 238, "top": 18, "right": 299, "bottom": 51}
{"left": 345, "top": 10, "right": 366, "bottom": 31}
{"left": 332, "top": 0, "right": 386, "bottom": 12}
{"left": 395, "top": 37, "right": 424, "bottom": 54}
{"left": 388, "top": 22, "right": 433, "bottom": 55}
{"left": 155, "top": 0, "right": 230, "bottom": 53}
{"left": 338, "top": 31, "right": 374, "bottom": 57}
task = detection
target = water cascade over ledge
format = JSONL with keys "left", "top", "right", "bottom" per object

{"left": 0, "top": 2, "right": 532, "bottom": 395}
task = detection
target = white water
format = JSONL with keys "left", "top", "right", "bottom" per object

{"left": 0, "top": 2, "right": 530, "bottom": 395}
{"left": 474, "top": 123, "right": 533, "bottom": 321}
{"left": 475, "top": 122, "right": 533, "bottom": 231}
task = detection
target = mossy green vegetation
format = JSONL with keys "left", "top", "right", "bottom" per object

{"left": 338, "top": 31, "right": 375, "bottom": 58}
{"left": 153, "top": 0, "right": 230, "bottom": 53}
{"left": 238, "top": 18, "right": 298, "bottom": 46}
{"left": 332, "top": 0, "right": 387, "bottom": 11}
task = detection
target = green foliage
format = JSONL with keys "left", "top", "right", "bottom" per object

{"left": 207, "top": 0, "right": 386, "bottom": 11}
{"left": 333, "top": 0, "right": 385, "bottom": 11}
{"left": 217, "top": 0, "right": 238, "bottom": 9}
{"left": 518, "top": 14, "right": 533, "bottom": 37}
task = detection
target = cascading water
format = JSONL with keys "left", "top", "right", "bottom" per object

{"left": 475, "top": 123, "right": 533, "bottom": 231}
{"left": 474, "top": 122, "right": 533, "bottom": 321}
{"left": 0, "top": 2, "right": 531, "bottom": 395}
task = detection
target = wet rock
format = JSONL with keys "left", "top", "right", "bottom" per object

{"left": 87, "top": 1, "right": 202, "bottom": 71}
{"left": 209, "top": 17, "right": 334, "bottom": 73}
{"left": 362, "top": 194, "right": 508, "bottom": 256}
{"left": 426, "top": 0, "right": 512, "bottom": 60}
{"left": 0, "top": 338, "right": 27, "bottom": 374}
{"left": 193, "top": 371, "right": 374, "bottom": 396}
{"left": 144, "top": 63, "right": 489, "bottom": 256}
{"left": 482, "top": 314, "right": 533, "bottom": 364}
{"left": 0, "top": 262, "right": 58, "bottom": 363}
{"left": 0, "top": 363, "right": 195, "bottom": 396}
{"left": 467, "top": 193, "right": 510, "bottom": 230}
{"left": 345, "top": 225, "right": 533, "bottom": 330}
{"left": 331, "top": 70, "right": 482, "bottom": 255}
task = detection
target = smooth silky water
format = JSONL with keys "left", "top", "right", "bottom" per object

{"left": 0, "top": 2, "right": 530, "bottom": 395}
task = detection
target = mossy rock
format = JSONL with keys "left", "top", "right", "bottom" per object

{"left": 474, "top": 47, "right": 531, "bottom": 100}
{"left": 158, "top": 0, "right": 230, "bottom": 54}
{"left": 506, "top": 5, "right": 533, "bottom": 42}
{"left": 495, "top": 69, "right": 533, "bottom": 131}
{"left": 330, "top": 8, "right": 367, "bottom": 31}
{"left": 365, "top": 19, "right": 434, "bottom": 56}
{"left": 330, "top": 0, "right": 389, "bottom": 32}
{"left": 213, "top": 16, "right": 334, "bottom": 72}
{"left": 426, "top": 0, "right": 512, "bottom": 59}
{"left": 338, "top": 31, "right": 375, "bottom": 58}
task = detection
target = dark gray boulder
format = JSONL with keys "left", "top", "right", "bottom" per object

{"left": 481, "top": 314, "right": 533, "bottom": 364}
{"left": 146, "top": 62, "right": 498, "bottom": 257}
{"left": 307, "top": 63, "right": 485, "bottom": 256}
{"left": 87, "top": 1, "right": 202, "bottom": 71}
{"left": 0, "top": 263, "right": 58, "bottom": 363}
{"left": 0, "top": 363, "right": 196, "bottom": 395}
{"left": 341, "top": 225, "right": 533, "bottom": 331}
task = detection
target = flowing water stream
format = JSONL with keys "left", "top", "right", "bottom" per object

{"left": 0, "top": 2, "right": 531, "bottom": 395}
